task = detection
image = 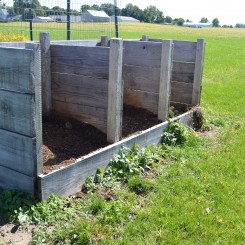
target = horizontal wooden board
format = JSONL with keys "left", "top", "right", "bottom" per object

{"left": 0, "top": 42, "right": 27, "bottom": 48}
{"left": 0, "top": 89, "right": 35, "bottom": 137}
{"left": 51, "top": 40, "right": 99, "bottom": 46}
{"left": 51, "top": 45, "right": 110, "bottom": 79}
{"left": 123, "top": 41, "right": 162, "bottom": 68}
{"left": 123, "top": 65, "right": 160, "bottom": 93}
{"left": 52, "top": 72, "right": 108, "bottom": 109}
{"left": 171, "top": 81, "right": 193, "bottom": 104}
{"left": 53, "top": 100, "right": 107, "bottom": 133}
{"left": 38, "top": 111, "right": 193, "bottom": 199}
{"left": 0, "top": 166, "right": 35, "bottom": 197}
{"left": 0, "top": 47, "right": 35, "bottom": 93}
{"left": 124, "top": 88, "right": 159, "bottom": 114}
{"left": 172, "top": 61, "right": 195, "bottom": 83}
{"left": 0, "top": 129, "right": 37, "bottom": 176}
{"left": 149, "top": 39, "right": 197, "bottom": 62}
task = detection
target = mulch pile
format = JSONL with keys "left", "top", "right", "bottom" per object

{"left": 42, "top": 105, "right": 161, "bottom": 174}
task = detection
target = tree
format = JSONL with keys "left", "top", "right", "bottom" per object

{"left": 143, "top": 5, "right": 164, "bottom": 23}
{"left": 235, "top": 23, "right": 244, "bottom": 28}
{"left": 100, "top": 3, "right": 115, "bottom": 16}
{"left": 177, "top": 18, "right": 185, "bottom": 26}
{"left": 165, "top": 15, "right": 172, "bottom": 24}
{"left": 212, "top": 18, "right": 219, "bottom": 27}
{"left": 199, "top": 17, "right": 209, "bottom": 23}
{"left": 121, "top": 3, "right": 144, "bottom": 21}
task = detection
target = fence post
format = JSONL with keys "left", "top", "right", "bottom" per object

{"left": 40, "top": 32, "right": 52, "bottom": 116}
{"left": 107, "top": 38, "right": 123, "bottom": 143}
{"left": 192, "top": 39, "right": 205, "bottom": 105}
{"left": 114, "top": 0, "right": 119, "bottom": 38}
{"left": 101, "top": 36, "right": 110, "bottom": 47}
{"left": 67, "top": 0, "right": 71, "bottom": 40}
{"left": 142, "top": 35, "right": 149, "bottom": 41}
{"left": 158, "top": 39, "right": 173, "bottom": 121}
{"left": 24, "top": 43, "right": 43, "bottom": 177}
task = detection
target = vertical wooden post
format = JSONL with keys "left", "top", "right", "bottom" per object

{"left": 158, "top": 39, "right": 173, "bottom": 121}
{"left": 101, "top": 36, "right": 110, "bottom": 47}
{"left": 107, "top": 38, "right": 123, "bottom": 143}
{"left": 40, "top": 32, "right": 52, "bottom": 115}
{"left": 192, "top": 39, "right": 205, "bottom": 105}
{"left": 25, "top": 43, "right": 43, "bottom": 177}
{"left": 142, "top": 35, "right": 149, "bottom": 41}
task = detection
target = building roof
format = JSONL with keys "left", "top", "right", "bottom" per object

{"left": 114, "top": 16, "right": 140, "bottom": 22}
{"left": 183, "top": 22, "right": 212, "bottom": 27}
{"left": 0, "top": 8, "right": 8, "bottom": 16}
{"left": 86, "top": 10, "right": 109, "bottom": 18}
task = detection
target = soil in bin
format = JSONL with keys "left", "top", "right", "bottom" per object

{"left": 42, "top": 105, "right": 161, "bottom": 174}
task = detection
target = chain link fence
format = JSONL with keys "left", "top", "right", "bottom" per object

{"left": 0, "top": 0, "right": 121, "bottom": 41}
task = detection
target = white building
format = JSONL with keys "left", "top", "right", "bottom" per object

{"left": 49, "top": 15, "right": 81, "bottom": 23}
{"left": 183, "top": 22, "right": 212, "bottom": 28}
{"left": 81, "top": 10, "right": 110, "bottom": 23}
{"left": 0, "top": 9, "right": 8, "bottom": 20}
{"left": 32, "top": 16, "right": 54, "bottom": 23}
{"left": 110, "top": 16, "right": 140, "bottom": 23}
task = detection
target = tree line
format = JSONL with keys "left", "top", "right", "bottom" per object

{"left": 0, "top": 0, "right": 244, "bottom": 28}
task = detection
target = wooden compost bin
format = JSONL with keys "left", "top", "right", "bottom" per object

{"left": 0, "top": 35, "right": 203, "bottom": 199}
{"left": 142, "top": 35, "right": 206, "bottom": 110}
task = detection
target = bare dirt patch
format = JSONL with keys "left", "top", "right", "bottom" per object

{"left": 43, "top": 105, "right": 161, "bottom": 174}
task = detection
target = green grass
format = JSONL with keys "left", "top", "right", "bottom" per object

{"left": 0, "top": 24, "right": 244, "bottom": 244}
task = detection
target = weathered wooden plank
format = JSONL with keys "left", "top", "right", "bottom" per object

{"left": 124, "top": 89, "right": 159, "bottom": 114}
{"left": 0, "top": 47, "right": 35, "bottom": 93}
{"left": 192, "top": 39, "right": 205, "bottom": 105}
{"left": 101, "top": 36, "right": 110, "bottom": 47}
{"left": 51, "top": 40, "right": 99, "bottom": 46}
{"left": 123, "top": 65, "right": 160, "bottom": 93}
{"left": 149, "top": 39, "right": 197, "bottom": 62}
{"left": 52, "top": 72, "right": 108, "bottom": 109}
{"left": 0, "top": 129, "right": 37, "bottom": 176}
{"left": 40, "top": 33, "right": 52, "bottom": 115}
{"left": 53, "top": 101, "right": 107, "bottom": 133}
{"left": 123, "top": 41, "right": 162, "bottom": 68}
{"left": 0, "top": 89, "right": 35, "bottom": 137}
{"left": 38, "top": 111, "right": 193, "bottom": 199}
{"left": 51, "top": 45, "right": 110, "bottom": 79}
{"left": 172, "top": 61, "right": 195, "bottom": 83}
{"left": 141, "top": 35, "right": 149, "bottom": 41}
{"left": 0, "top": 166, "right": 35, "bottom": 197}
{"left": 0, "top": 42, "right": 27, "bottom": 48}
{"left": 25, "top": 43, "right": 43, "bottom": 175}
{"left": 171, "top": 81, "right": 193, "bottom": 104}
{"left": 158, "top": 40, "right": 173, "bottom": 121}
{"left": 107, "top": 38, "right": 124, "bottom": 143}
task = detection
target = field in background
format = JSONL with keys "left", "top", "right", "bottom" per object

{"left": 0, "top": 23, "right": 244, "bottom": 243}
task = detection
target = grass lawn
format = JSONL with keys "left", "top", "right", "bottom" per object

{"left": 0, "top": 23, "right": 244, "bottom": 244}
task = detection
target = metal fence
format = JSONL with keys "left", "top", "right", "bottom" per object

{"left": 0, "top": 0, "right": 120, "bottom": 41}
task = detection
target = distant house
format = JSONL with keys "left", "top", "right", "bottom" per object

{"left": 183, "top": 22, "right": 212, "bottom": 28}
{"left": 81, "top": 10, "right": 110, "bottom": 23}
{"left": 0, "top": 8, "right": 8, "bottom": 21}
{"left": 32, "top": 16, "right": 54, "bottom": 23}
{"left": 110, "top": 16, "right": 140, "bottom": 23}
{"left": 49, "top": 15, "right": 81, "bottom": 23}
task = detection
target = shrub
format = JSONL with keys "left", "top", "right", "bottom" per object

{"left": 0, "top": 32, "right": 27, "bottom": 42}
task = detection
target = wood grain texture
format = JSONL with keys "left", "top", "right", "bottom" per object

{"left": 51, "top": 40, "right": 99, "bottom": 46}
{"left": 107, "top": 38, "right": 124, "bottom": 143}
{"left": 148, "top": 38, "right": 197, "bottom": 62}
{"left": 0, "top": 166, "right": 35, "bottom": 197}
{"left": 171, "top": 81, "right": 193, "bottom": 104}
{"left": 0, "top": 47, "right": 34, "bottom": 93}
{"left": 158, "top": 40, "right": 173, "bottom": 121}
{"left": 53, "top": 100, "right": 107, "bottom": 133}
{"left": 51, "top": 45, "right": 110, "bottom": 78}
{"left": 123, "top": 65, "right": 160, "bottom": 93}
{"left": 124, "top": 88, "right": 159, "bottom": 114}
{"left": 172, "top": 61, "right": 195, "bottom": 83}
{"left": 192, "top": 39, "right": 205, "bottom": 105}
{"left": 38, "top": 111, "right": 193, "bottom": 199}
{"left": 0, "top": 89, "right": 35, "bottom": 137}
{"left": 123, "top": 41, "right": 162, "bottom": 68}
{"left": 0, "top": 129, "right": 37, "bottom": 176}
{"left": 40, "top": 33, "right": 52, "bottom": 115}
{"left": 0, "top": 42, "right": 26, "bottom": 48}
{"left": 52, "top": 73, "right": 108, "bottom": 109}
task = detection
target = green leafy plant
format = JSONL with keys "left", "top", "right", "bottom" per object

{"left": 161, "top": 121, "right": 191, "bottom": 146}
